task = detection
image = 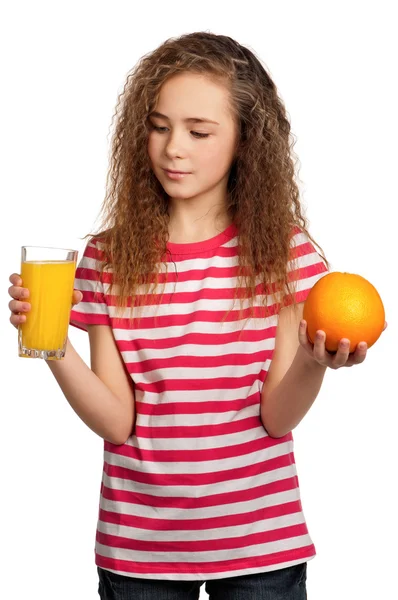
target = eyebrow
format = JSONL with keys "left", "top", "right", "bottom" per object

{"left": 149, "top": 111, "right": 220, "bottom": 125}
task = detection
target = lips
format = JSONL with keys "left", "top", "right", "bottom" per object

{"left": 163, "top": 168, "right": 191, "bottom": 174}
{"left": 163, "top": 169, "right": 191, "bottom": 181}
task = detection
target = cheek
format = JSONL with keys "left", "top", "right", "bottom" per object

{"left": 199, "top": 142, "right": 234, "bottom": 174}
{"left": 147, "top": 135, "right": 160, "bottom": 162}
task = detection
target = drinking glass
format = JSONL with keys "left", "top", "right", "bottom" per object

{"left": 18, "top": 246, "right": 78, "bottom": 360}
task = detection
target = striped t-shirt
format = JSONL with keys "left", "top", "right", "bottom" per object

{"left": 69, "top": 223, "right": 328, "bottom": 581}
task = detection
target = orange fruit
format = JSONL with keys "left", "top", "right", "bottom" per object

{"left": 303, "top": 272, "right": 385, "bottom": 353}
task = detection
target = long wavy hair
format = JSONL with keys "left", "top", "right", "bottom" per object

{"left": 84, "top": 31, "right": 330, "bottom": 324}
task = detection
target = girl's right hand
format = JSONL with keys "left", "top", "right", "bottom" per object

{"left": 8, "top": 273, "right": 83, "bottom": 329}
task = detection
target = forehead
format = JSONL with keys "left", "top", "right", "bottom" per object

{"left": 155, "top": 73, "right": 233, "bottom": 121}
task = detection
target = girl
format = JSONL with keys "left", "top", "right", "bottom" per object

{"left": 8, "top": 31, "right": 383, "bottom": 600}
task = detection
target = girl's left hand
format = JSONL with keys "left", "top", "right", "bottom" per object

{"left": 298, "top": 320, "right": 388, "bottom": 370}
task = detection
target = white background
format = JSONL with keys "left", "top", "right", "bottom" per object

{"left": 1, "top": 1, "right": 396, "bottom": 598}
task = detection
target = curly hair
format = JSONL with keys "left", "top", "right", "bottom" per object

{"left": 83, "top": 31, "right": 330, "bottom": 324}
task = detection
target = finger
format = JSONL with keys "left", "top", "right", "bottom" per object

{"left": 383, "top": 321, "right": 387, "bottom": 331}
{"left": 8, "top": 284, "right": 29, "bottom": 299}
{"left": 298, "top": 320, "right": 314, "bottom": 352}
{"left": 331, "top": 339, "right": 351, "bottom": 368}
{"left": 9, "top": 273, "right": 22, "bottom": 285}
{"left": 73, "top": 290, "right": 83, "bottom": 304}
{"left": 10, "top": 313, "right": 26, "bottom": 328}
{"left": 9, "top": 300, "right": 31, "bottom": 313}
{"left": 313, "top": 330, "right": 329, "bottom": 364}
{"left": 71, "top": 290, "right": 83, "bottom": 307}
{"left": 345, "top": 342, "right": 367, "bottom": 366}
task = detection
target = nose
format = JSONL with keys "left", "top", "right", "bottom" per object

{"left": 164, "top": 130, "right": 187, "bottom": 159}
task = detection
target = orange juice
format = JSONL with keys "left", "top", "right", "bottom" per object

{"left": 19, "top": 260, "right": 76, "bottom": 353}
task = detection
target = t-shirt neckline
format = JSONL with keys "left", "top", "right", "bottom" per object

{"left": 166, "top": 223, "right": 238, "bottom": 255}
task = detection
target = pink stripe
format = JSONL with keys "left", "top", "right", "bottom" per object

{"left": 287, "top": 261, "right": 328, "bottom": 283}
{"left": 99, "top": 499, "right": 303, "bottom": 532}
{"left": 127, "top": 350, "right": 272, "bottom": 374}
{"left": 101, "top": 475, "right": 299, "bottom": 510}
{"left": 107, "top": 285, "right": 276, "bottom": 307}
{"left": 82, "top": 243, "right": 104, "bottom": 261}
{"left": 96, "top": 522, "right": 309, "bottom": 553}
{"left": 162, "top": 245, "right": 238, "bottom": 262}
{"left": 70, "top": 311, "right": 110, "bottom": 326}
{"left": 135, "top": 372, "right": 261, "bottom": 393}
{"left": 135, "top": 392, "right": 260, "bottom": 416}
{"left": 75, "top": 266, "right": 101, "bottom": 282}
{"left": 103, "top": 447, "right": 295, "bottom": 486}
{"left": 110, "top": 307, "right": 279, "bottom": 331}
{"left": 79, "top": 289, "right": 107, "bottom": 303}
{"left": 95, "top": 544, "right": 315, "bottom": 575}
{"left": 134, "top": 415, "right": 265, "bottom": 439}
{"left": 290, "top": 239, "right": 320, "bottom": 259}
{"left": 117, "top": 327, "right": 277, "bottom": 351}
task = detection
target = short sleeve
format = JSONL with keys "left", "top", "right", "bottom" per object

{"left": 282, "top": 225, "right": 329, "bottom": 307}
{"left": 69, "top": 237, "right": 112, "bottom": 332}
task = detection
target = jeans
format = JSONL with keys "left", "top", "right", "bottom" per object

{"left": 97, "top": 562, "right": 307, "bottom": 600}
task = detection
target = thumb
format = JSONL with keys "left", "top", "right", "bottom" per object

{"left": 72, "top": 289, "right": 83, "bottom": 306}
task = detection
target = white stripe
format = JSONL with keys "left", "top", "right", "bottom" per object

{"left": 72, "top": 301, "right": 109, "bottom": 316}
{"left": 123, "top": 338, "right": 275, "bottom": 362}
{"left": 130, "top": 362, "right": 265, "bottom": 382}
{"left": 288, "top": 248, "right": 325, "bottom": 271}
{"left": 223, "top": 237, "right": 238, "bottom": 247}
{"left": 80, "top": 253, "right": 240, "bottom": 277}
{"left": 104, "top": 439, "right": 294, "bottom": 476}
{"left": 97, "top": 510, "right": 306, "bottom": 542}
{"left": 101, "top": 463, "right": 297, "bottom": 500}
{"left": 107, "top": 275, "right": 239, "bottom": 295}
{"left": 95, "top": 236, "right": 239, "bottom": 250}
{"left": 290, "top": 230, "right": 314, "bottom": 248}
{"left": 133, "top": 383, "right": 264, "bottom": 404}
{"left": 133, "top": 402, "right": 262, "bottom": 432}
{"left": 134, "top": 403, "right": 270, "bottom": 432}
{"left": 107, "top": 296, "right": 272, "bottom": 319}
{"left": 100, "top": 487, "right": 301, "bottom": 521}
{"left": 135, "top": 404, "right": 263, "bottom": 434}
{"left": 112, "top": 317, "right": 278, "bottom": 340}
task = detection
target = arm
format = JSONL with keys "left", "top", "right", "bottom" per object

{"left": 45, "top": 326, "right": 136, "bottom": 445}
{"left": 260, "top": 302, "right": 327, "bottom": 438}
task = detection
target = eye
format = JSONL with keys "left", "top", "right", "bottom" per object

{"left": 151, "top": 125, "right": 168, "bottom": 133}
{"left": 191, "top": 131, "right": 209, "bottom": 139}
{"left": 150, "top": 125, "right": 209, "bottom": 139}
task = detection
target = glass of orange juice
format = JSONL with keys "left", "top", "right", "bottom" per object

{"left": 18, "top": 246, "right": 78, "bottom": 360}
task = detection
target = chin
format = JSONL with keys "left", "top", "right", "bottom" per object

{"left": 162, "top": 182, "right": 196, "bottom": 197}
{"left": 166, "top": 191, "right": 194, "bottom": 200}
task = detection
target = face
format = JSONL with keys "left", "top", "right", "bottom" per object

{"left": 147, "top": 72, "right": 238, "bottom": 205}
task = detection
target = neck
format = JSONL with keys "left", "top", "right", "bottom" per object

{"left": 167, "top": 190, "right": 232, "bottom": 244}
